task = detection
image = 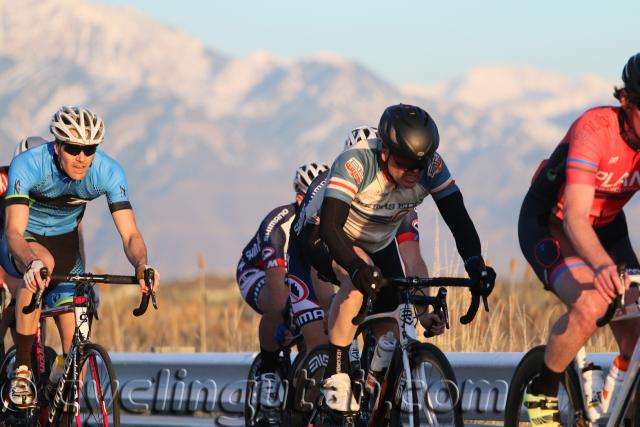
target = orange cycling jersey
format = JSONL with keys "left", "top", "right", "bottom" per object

{"left": 531, "top": 106, "right": 640, "bottom": 227}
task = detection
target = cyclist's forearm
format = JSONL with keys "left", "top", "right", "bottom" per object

{"left": 122, "top": 232, "right": 148, "bottom": 269}
{"left": 398, "top": 241, "right": 429, "bottom": 277}
{"left": 564, "top": 215, "right": 613, "bottom": 269}
{"left": 434, "top": 191, "right": 481, "bottom": 260}
{"left": 319, "top": 197, "right": 364, "bottom": 274}
{"left": 6, "top": 229, "right": 37, "bottom": 268}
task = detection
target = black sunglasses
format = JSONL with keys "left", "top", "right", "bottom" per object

{"left": 391, "top": 154, "right": 427, "bottom": 171}
{"left": 60, "top": 143, "right": 98, "bottom": 156}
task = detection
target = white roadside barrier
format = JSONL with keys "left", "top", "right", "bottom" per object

{"left": 109, "top": 351, "right": 617, "bottom": 426}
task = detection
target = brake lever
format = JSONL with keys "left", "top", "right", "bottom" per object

{"left": 460, "top": 293, "right": 480, "bottom": 325}
{"left": 437, "top": 287, "right": 450, "bottom": 329}
{"left": 596, "top": 265, "right": 626, "bottom": 327}
{"left": 23, "top": 267, "right": 49, "bottom": 315}
{"left": 133, "top": 268, "right": 156, "bottom": 316}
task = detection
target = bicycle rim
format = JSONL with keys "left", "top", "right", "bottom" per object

{"left": 68, "top": 343, "right": 120, "bottom": 427}
{"left": 390, "top": 342, "right": 463, "bottom": 427}
{"left": 504, "top": 345, "right": 584, "bottom": 427}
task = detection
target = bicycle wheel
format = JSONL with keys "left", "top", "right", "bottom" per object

{"left": 289, "top": 345, "right": 329, "bottom": 427}
{"left": 504, "top": 345, "right": 585, "bottom": 427}
{"left": 385, "top": 342, "right": 463, "bottom": 427}
{"left": 625, "top": 368, "right": 640, "bottom": 427}
{"left": 244, "top": 351, "right": 290, "bottom": 426}
{"left": 56, "top": 343, "right": 120, "bottom": 427}
{"left": 0, "top": 345, "right": 55, "bottom": 427}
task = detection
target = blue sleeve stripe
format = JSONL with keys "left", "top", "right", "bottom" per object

{"left": 567, "top": 157, "right": 598, "bottom": 168}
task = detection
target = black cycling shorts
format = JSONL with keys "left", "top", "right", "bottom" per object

{"left": 518, "top": 190, "right": 639, "bottom": 291}
{"left": 302, "top": 223, "right": 403, "bottom": 313}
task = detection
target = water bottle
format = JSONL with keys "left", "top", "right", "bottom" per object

{"left": 364, "top": 331, "right": 396, "bottom": 395}
{"left": 46, "top": 355, "right": 65, "bottom": 398}
{"left": 581, "top": 362, "right": 604, "bottom": 421}
{"left": 601, "top": 355, "right": 629, "bottom": 414}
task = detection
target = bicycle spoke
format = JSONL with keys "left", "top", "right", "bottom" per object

{"left": 75, "top": 344, "right": 119, "bottom": 426}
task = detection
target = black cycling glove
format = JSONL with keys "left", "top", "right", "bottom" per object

{"left": 464, "top": 256, "right": 496, "bottom": 296}
{"left": 349, "top": 262, "right": 382, "bottom": 297}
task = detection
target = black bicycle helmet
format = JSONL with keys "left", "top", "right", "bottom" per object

{"left": 623, "top": 53, "right": 640, "bottom": 103}
{"left": 378, "top": 104, "right": 439, "bottom": 164}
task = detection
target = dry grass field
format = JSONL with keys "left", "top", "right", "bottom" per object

{"left": 14, "top": 258, "right": 619, "bottom": 354}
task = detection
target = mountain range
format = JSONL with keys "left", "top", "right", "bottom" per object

{"left": 0, "top": 0, "right": 625, "bottom": 278}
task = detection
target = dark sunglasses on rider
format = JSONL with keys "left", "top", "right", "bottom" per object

{"left": 60, "top": 143, "right": 98, "bottom": 156}
{"left": 391, "top": 154, "right": 427, "bottom": 171}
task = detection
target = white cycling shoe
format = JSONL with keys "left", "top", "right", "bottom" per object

{"left": 9, "top": 365, "right": 35, "bottom": 408}
{"left": 321, "top": 373, "right": 360, "bottom": 412}
{"left": 258, "top": 372, "right": 282, "bottom": 408}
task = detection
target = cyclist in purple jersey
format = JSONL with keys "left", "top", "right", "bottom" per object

{"left": 3, "top": 106, "right": 160, "bottom": 408}
{"left": 236, "top": 162, "right": 328, "bottom": 408}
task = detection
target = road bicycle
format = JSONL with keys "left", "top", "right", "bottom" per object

{"left": 504, "top": 267, "right": 640, "bottom": 426}
{"left": 307, "top": 274, "right": 493, "bottom": 427}
{"left": 0, "top": 267, "right": 157, "bottom": 427}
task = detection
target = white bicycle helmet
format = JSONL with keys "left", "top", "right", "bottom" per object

{"left": 343, "top": 126, "right": 378, "bottom": 151}
{"left": 293, "top": 162, "right": 329, "bottom": 195}
{"left": 13, "top": 136, "right": 48, "bottom": 158}
{"left": 50, "top": 106, "right": 105, "bottom": 145}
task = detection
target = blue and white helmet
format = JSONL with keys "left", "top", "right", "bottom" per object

{"left": 13, "top": 136, "right": 48, "bottom": 159}
{"left": 50, "top": 106, "right": 105, "bottom": 146}
{"left": 343, "top": 126, "right": 379, "bottom": 151}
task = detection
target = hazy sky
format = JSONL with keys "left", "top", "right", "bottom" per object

{"left": 99, "top": 0, "right": 638, "bottom": 85}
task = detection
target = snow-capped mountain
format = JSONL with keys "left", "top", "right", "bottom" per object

{"left": 0, "top": 0, "right": 623, "bottom": 277}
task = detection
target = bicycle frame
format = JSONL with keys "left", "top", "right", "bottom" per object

{"left": 572, "top": 271, "right": 640, "bottom": 427}
{"left": 45, "top": 282, "right": 95, "bottom": 425}
{"left": 358, "top": 291, "right": 426, "bottom": 427}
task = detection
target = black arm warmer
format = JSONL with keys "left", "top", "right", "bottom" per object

{"left": 319, "top": 197, "right": 366, "bottom": 275}
{"left": 434, "top": 190, "right": 481, "bottom": 261}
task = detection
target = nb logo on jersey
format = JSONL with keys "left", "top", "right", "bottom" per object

{"left": 13, "top": 179, "right": 20, "bottom": 194}
{"left": 120, "top": 185, "right": 127, "bottom": 198}
{"left": 609, "top": 156, "right": 620, "bottom": 164}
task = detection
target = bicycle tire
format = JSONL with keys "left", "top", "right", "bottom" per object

{"left": 289, "top": 345, "right": 329, "bottom": 427}
{"left": 385, "top": 342, "right": 463, "bottom": 427}
{"left": 624, "top": 367, "right": 640, "bottom": 427}
{"left": 0, "top": 345, "right": 55, "bottom": 427}
{"left": 504, "top": 345, "right": 585, "bottom": 427}
{"left": 244, "top": 352, "right": 290, "bottom": 426}
{"left": 53, "top": 343, "right": 120, "bottom": 427}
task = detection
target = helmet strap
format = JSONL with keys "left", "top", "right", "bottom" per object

{"left": 379, "top": 151, "right": 396, "bottom": 185}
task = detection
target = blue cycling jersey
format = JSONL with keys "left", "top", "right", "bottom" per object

{"left": 4, "top": 142, "right": 131, "bottom": 236}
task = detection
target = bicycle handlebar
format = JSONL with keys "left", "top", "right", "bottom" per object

{"left": 596, "top": 265, "right": 637, "bottom": 327}
{"left": 23, "top": 268, "right": 158, "bottom": 316}
{"left": 351, "top": 275, "right": 491, "bottom": 326}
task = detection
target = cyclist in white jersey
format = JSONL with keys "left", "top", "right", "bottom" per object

{"left": 302, "top": 104, "right": 496, "bottom": 413}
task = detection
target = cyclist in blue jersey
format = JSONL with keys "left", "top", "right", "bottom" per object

{"left": 1, "top": 106, "right": 160, "bottom": 408}
{"left": 297, "top": 104, "right": 495, "bottom": 413}
{"left": 237, "top": 162, "right": 329, "bottom": 408}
